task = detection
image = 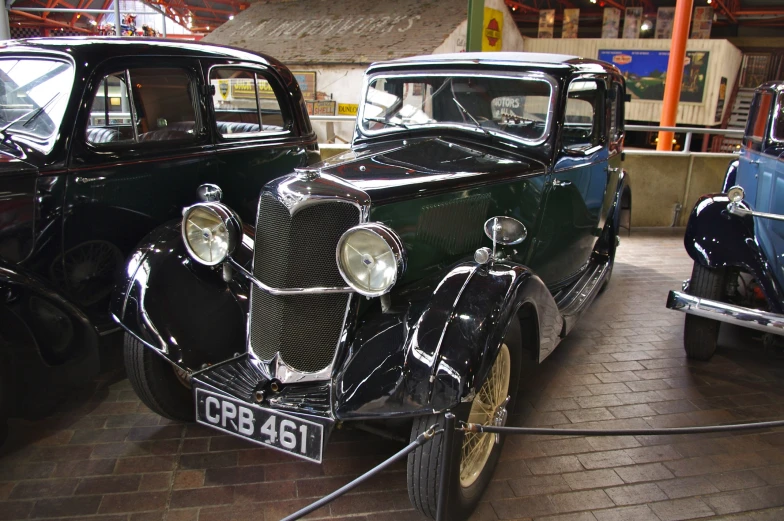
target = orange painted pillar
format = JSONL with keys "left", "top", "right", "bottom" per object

{"left": 657, "top": 0, "right": 694, "bottom": 151}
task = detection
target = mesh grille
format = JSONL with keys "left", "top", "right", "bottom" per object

{"left": 250, "top": 193, "right": 359, "bottom": 373}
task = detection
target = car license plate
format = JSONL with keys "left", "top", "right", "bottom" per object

{"left": 194, "top": 387, "right": 325, "bottom": 463}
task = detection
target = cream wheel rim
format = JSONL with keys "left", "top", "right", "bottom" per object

{"left": 459, "top": 343, "right": 511, "bottom": 488}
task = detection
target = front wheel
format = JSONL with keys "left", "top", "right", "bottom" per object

{"left": 124, "top": 334, "right": 194, "bottom": 422}
{"left": 683, "top": 262, "right": 726, "bottom": 361}
{"left": 407, "top": 321, "right": 522, "bottom": 520}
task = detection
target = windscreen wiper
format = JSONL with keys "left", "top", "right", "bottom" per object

{"left": 0, "top": 92, "right": 61, "bottom": 143}
{"left": 364, "top": 116, "right": 409, "bottom": 130}
{"left": 451, "top": 96, "right": 491, "bottom": 137}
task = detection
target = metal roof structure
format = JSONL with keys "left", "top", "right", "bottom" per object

{"left": 6, "top": 0, "right": 784, "bottom": 37}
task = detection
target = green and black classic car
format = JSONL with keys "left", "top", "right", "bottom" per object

{"left": 114, "top": 52, "right": 632, "bottom": 519}
{"left": 0, "top": 38, "right": 317, "bottom": 436}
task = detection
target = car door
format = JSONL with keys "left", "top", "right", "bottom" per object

{"left": 749, "top": 90, "right": 784, "bottom": 289}
{"left": 204, "top": 62, "right": 313, "bottom": 224}
{"left": 63, "top": 58, "right": 216, "bottom": 310}
{"left": 532, "top": 76, "right": 608, "bottom": 287}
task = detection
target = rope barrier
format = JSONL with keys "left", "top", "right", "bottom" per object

{"left": 281, "top": 415, "right": 784, "bottom": 521}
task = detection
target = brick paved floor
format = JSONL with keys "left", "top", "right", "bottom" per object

{"left": 2, "top": 229, "right": 784, "bottom": 521}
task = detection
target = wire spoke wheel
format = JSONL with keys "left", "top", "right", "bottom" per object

{"left": 459, "top": 343, "right": 511, "bottom": 488}
{"left": 50, "top": 240, "right": 123, "bottom": 306}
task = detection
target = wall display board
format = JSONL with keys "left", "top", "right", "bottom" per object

{"left": 602, "top": 8, "right": 621, "bottom": 38}
{"left": 599, "top": 49, "right": 710, "bottom": 102}
{"left": 715, "top": 77, "right": 727, "bottom": 122}
{"left": 538, "top": 9, "right": 555, "bottom": 38}
{"left": 691, "top": 7, "right": 713, "bottom": 39}
{"left": 562, "top": 9, "right": 580, "bottom": 39}
{"left": 656, "top": 7, "right": 675, "bottom": 39}
{"left": 623, "top": 7, "right": 642, "bottom": 39}
{"left": 306, "top": 100, "right": 336, "bottom": 115}
{"left": 482, "top": 7, "right": 503, "bottom": 51}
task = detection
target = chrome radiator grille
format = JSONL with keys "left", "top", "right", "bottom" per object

{"left": 250, "top": 193, "right": 359, "bottom": 373}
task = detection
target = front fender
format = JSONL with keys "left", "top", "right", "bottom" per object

{"left": 0, "top": 259, "right": 100, "bottom": 416}
{"left": 334, "top": 261, "right": 561, "bottom": 419}
{"left": 684, "top": 193, "right": 784, "bottom": 313}
{"left": 110, "top": 221, "right": 252, "bottom": 371}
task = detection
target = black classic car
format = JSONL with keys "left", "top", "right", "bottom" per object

{"left": 668, "top": 82, "right": 784, "bottom": 360}
{"left": 0, "top": 38, "right": 317, "bottom": 434}
{"left": 115, "top": 52, "right": 632, "bottom": 519}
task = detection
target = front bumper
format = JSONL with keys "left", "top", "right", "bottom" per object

{"left": 667, "top": 290, "right": 784, "bottom": 336}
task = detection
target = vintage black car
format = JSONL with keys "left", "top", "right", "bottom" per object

{"left": 114, "top": 52, "right": 631, "bottom": 519}
{"left": 668, "top": 81, "right": 784, "bottom": 360}
{"left": 0, "top": 38, "right": 317, "bottom": 434}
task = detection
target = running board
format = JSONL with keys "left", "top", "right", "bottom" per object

{"left": 555, "top": 259, "right": 611, "bottom": 336}
{"left": 667, "top": 291, "right": 784, "bottom": 336}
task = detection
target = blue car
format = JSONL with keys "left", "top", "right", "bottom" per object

{"left": 667, "top": 81, "right": 784, "bottom": 360}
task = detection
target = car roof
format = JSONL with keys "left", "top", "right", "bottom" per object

{"left": 0, "top": 37, "right": 281, "bottom": 67}
{"left": 368, "top": 52, "right": 617, "bottom": 75}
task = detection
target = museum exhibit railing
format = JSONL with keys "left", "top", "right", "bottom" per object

{"left": 309, "top": 115, "right": 744, "bottom": 154}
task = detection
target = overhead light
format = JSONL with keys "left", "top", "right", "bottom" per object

{"left": 206, "top": 26, "right": 210, "bottom": 30}
{"left": 229, "top": 14, "right": 234, "bottom": 20}
{"left": 90, "top": 19, "right": 97, "bottom": 25}
{"left": 641, "top": 20, "right": 652, "bottom": 31}
{"left": 707, "top": 0, "right": 712, "bottom": 3}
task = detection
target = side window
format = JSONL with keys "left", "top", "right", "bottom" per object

{"left": 745, "top": 90, "right": 774, "bottom": 152}
{"left": 86, "top": 71, "right": 138, "bottom": 145}
{"left": 210, "top": 67, "right": 289, "bottom": 137}
{"left": 563, "top": 79, "right": 604, "bottom": 149}
{"left": 86, "top": 67, "right": 197, "bottom": 146}
{"left": 608, "top": 83, "right": 624, "bottom": 144}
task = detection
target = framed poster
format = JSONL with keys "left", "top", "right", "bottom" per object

{"left": 691, "top": 6, "right": 713, "bottom": 39}
{"left": 598, "top": 49, "right": 710, "bottom": 103}
{"left": 623, "top": 7, "right": 642, "bottom": 39}
{"left": 602, "top": 8, "right": 621, "bottom": 39}
{"left": 538, "top": 9, "right": 554, "bottom": 38}
{"left": 293, "top": 72, "right": 317, "bottom": 100}
{"left": 656, "top": 8, "right": 675, "bottom": 39}
{"left": 562, "top": 9, "right": 580, "bottom": 39}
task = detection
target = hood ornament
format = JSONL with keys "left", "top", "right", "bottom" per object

{"left": 295, "top": 168, "right": 320, "bottom": 181}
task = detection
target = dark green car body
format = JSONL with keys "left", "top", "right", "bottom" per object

{"left": 112, "top": 51, "right": 631, "bottom": 460}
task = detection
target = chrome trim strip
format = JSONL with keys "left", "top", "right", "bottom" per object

{"left": 666, "top": 290, "right": 784, "bottom": 336}
{"left": 728, "top": 203, "right": 784, "bottom": 223}
{"left": 229, "top": 257, "right": 353, "bottom": 295}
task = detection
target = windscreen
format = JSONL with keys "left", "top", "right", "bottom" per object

{"left": 0, "top": 58, "right": 74, "bottom": 141}
{"left": 361, "top": 73, "right": 554, "bottom": 143}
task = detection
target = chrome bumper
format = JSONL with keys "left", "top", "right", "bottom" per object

{"left": 667, "top": 290, "right": 784, "bottom": 336}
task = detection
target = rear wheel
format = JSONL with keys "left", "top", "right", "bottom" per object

{"left": 124, "top": 334, "right": 194, "bottom": 421}
{"left": 407, "top": 321, "right": 521, "bottom": 520}
{"left": 683, "top": 262, "right": 726, "bottom": 361}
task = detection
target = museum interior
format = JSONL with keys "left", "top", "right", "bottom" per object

{"left": 0, "top": 1, "right": 784, "bottom": 520}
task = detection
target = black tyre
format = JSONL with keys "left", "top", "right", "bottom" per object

{"left": 683, "top": 262, "right": 726, "bottom": 361}
{"left": 124, "top": 334, "right": 194, "bottom": 422}
{"left": 407, "top": 320, "right": 522, "bottom": 521}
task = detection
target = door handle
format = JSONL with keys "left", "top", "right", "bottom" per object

{"left": 608, "top": 167, "right": 620, "bottom": 174}
{"left": 552, "top": 179, "right": 572, "bottom": 187}
{"left": 74, "top": 176, "right": 106, "bottom": 185}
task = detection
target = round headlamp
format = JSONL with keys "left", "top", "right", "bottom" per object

{"left": 181, "top": 202, "right": 241, "bottom": 266}
{"left": 727, "top": 185, "right": 745, "bottom": 204}
{"left": 336, "top": 223, "right": 406, "bottom": 297}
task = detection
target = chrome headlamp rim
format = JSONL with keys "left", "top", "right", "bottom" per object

{"left": 727, "top": 185, "right": 745, "bottom": 204}
{"left": 181, "top": 202, "right": 242, "bottom": 266}
{"left": 336, "top": 222, "right": 406, "bottom": 298}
